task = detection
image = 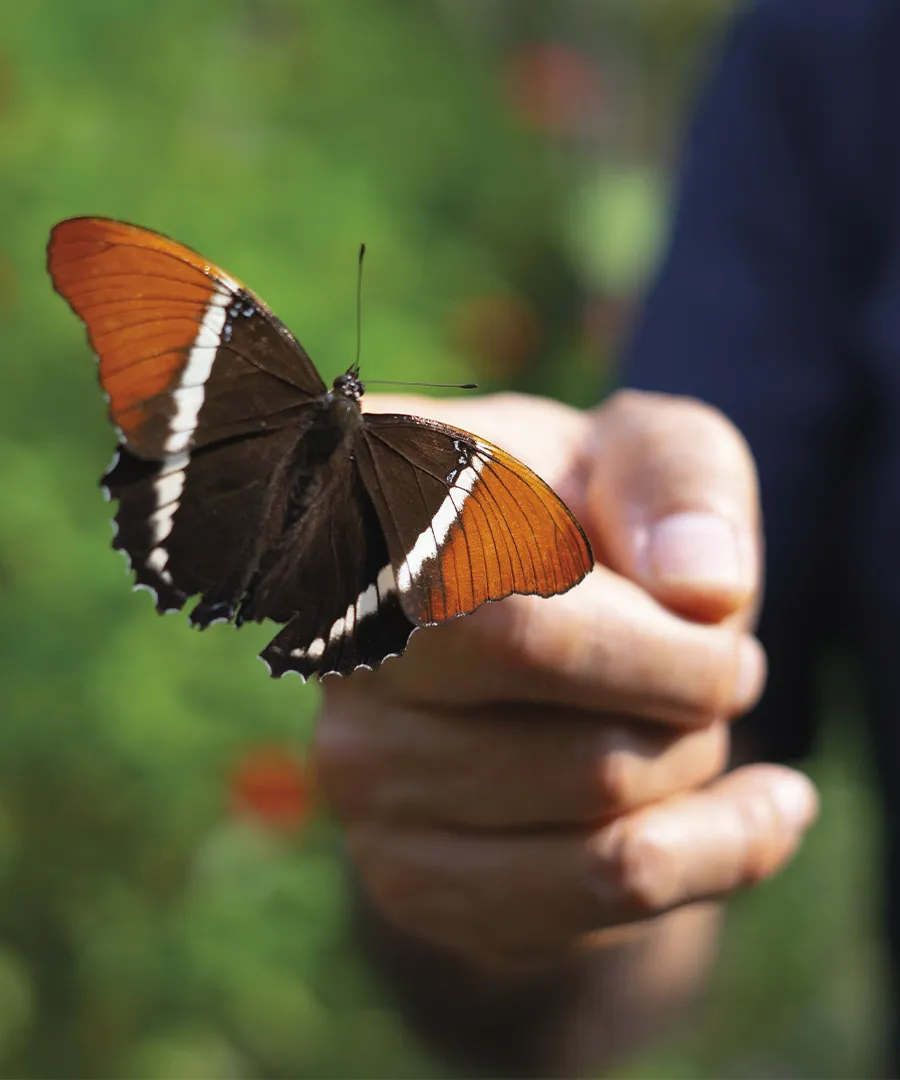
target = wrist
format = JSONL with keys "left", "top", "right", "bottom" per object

{"left": 351, "top": 873, "right": 589, "bottom": 1078}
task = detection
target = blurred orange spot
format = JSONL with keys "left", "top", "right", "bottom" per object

{"left": 449, "top": 292, "right": 541, "bottom": 379}
{"left": 504, "top": 44, "right": 603, "bottom": 136}
{"left": 230, "top": 746, "right": 312, "bottom": 832}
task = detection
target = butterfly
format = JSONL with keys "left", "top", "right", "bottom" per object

{"left": 47, "top": 218, "right": 593, "bottom": 679}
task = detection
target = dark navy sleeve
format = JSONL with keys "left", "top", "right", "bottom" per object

{"left": 622, "top": 0, "right": 881, "bottom": 760}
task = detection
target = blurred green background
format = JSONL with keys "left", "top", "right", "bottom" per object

{"left": 0, "top": 1, "right": 884, "bottom": 1076}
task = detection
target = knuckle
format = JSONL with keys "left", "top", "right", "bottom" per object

{"left": 650, "top": 391, "right": 745, "bottom": 452}
{"left": 674, "top": 630, "right": 743, "bottom": 720}
{"left": 734, "top": 793, "right": 781, "bottom": 885}
{"left": 701, "top": 661, "right": 738, "bottom": 718}
{"left": 311, "top": 710, "right": 374, "bottom": 816}
{"left": 485, "top": 595, "right": 591, "bottom": 678}
{"left": 472, "top": 595, "right": 545, "bottom": 671}
{"left": 350, "top": 836, "right": 466, "bottom": 952}
{"left": 600, "top": 387, "right": 649, "bottom": 422}
{"left": 606, "top": 820, "right": 679, "bottom": 914}
{"left": 489, "top": 390, "right": 532, "bottom": 412}
{"left": 367, "top": 865, "right": 416, "bottom": 926}
{"left": 687, "top": 401, "right": 754, "bottom": 470}
{"left": 700, "top": 721, "right": 731, "bottom": 777}
{"left": 347, "top": 828, "right": 415, "bottom": 923}
{"left": 670, "top": 394, "right": 741, "bottom": 442}
{"left": 602, "top": 389, "right": 756, "bottom": 506}
{"left": 602, "top": 388, "right": 733, "bottom": 438}
{"left": 594, "top": 748, "right": 633, "bottom": 810}
{"left": 665, "top": 401, "right": 756, "bottom": 499}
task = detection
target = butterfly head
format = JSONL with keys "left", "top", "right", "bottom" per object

{"left": 330, "top": 370, "right": 365, "bottom": 406}
{"left": 328, "top": 369, "right": 363, "bottom": 423}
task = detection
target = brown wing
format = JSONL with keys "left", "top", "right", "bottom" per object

{"left": 47, "top": 217, "right": 325, "bottom": 458}
{"left": 356, "top": 414, "right": 593, "bottom": 624}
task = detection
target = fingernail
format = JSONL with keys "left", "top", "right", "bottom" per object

{"left": 640, "top": 512, "right": 749, "bottom": 591}
{"left": 770, "top": 773, "right": 819, "bottom": 831}
{"left": 732, "top": 636, "right": 767, "bottom": 710}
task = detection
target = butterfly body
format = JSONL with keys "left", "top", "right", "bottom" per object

{"left": 48, "top": 217, "right": 593, "bottom": 679}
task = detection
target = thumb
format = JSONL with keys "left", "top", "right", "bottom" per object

{"left": 586, "top": 390, "right": 761, "bottom": 624}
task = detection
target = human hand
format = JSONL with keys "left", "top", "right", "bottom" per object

{"left": 314, "top": 390, "right": 818, "bottom": 971}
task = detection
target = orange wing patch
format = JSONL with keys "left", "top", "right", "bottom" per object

{"left": 47, "top": 218, "right": 242, "bottom": 452}
{"left": 422, "top": 440, "right": 592, "bottom": 623}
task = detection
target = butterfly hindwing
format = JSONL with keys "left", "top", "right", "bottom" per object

{"left": 356, "top": 414, "right": 593, "bottom": 625}
{"left": 247, "top": 451, "right": 417, "bottom": 679}
{"left": 104, "top": 426, "right": 304, "bottom": 622}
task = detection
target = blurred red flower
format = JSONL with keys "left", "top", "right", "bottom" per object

{"left": 503, "top": 43, "right": 603, "bottom": 137}
{"left": 230, "top": 746, "right": 312, "bottom": 832}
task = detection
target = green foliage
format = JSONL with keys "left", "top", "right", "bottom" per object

{"left": 0, "top": 0, "right": 882, "bottom": 1076}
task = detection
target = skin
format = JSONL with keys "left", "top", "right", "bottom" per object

{"left": 313, "top": 389, "right": 819, "bottom": 1076}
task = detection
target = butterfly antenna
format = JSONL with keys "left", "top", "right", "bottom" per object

{"left": 351, "top": 243, "right": 477, "bottom": 392}
{"left": 352, "top": 243, "right": 365, "bottom": 379}
{"left": 365, "top": 379, "right": 479, "bottom": 390}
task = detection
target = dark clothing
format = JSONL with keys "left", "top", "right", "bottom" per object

{"left": 622, "top": 0, "right": 900, "bottom": 1060}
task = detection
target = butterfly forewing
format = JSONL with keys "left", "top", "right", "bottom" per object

{"left": 48, "top": 217, "right": 326, "bottom": 458}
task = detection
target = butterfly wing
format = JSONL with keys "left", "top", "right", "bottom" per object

{"left": 48, "top": 217, "right": 326, "bottom": 458}
{"left": 356, "top": 413, "right": 593, "bottom": 625}
{"left": 249, "top": 451, "right": 417, "bottom": 680}
{"left": 49, "top": 217, "right": 328, "bottom": 624}
{"left": 103, "top": 432, "right": 302, "bottom": 620}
